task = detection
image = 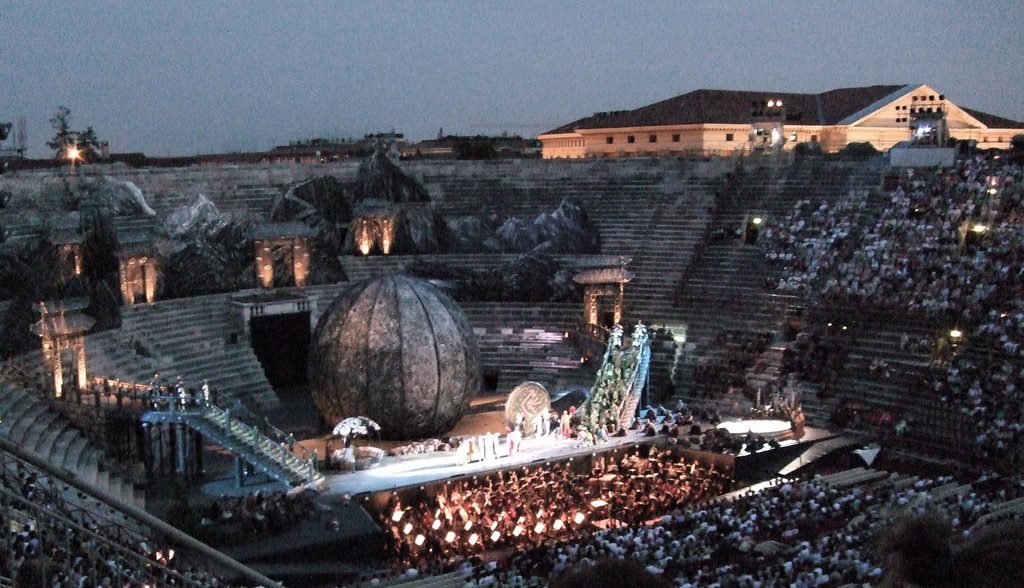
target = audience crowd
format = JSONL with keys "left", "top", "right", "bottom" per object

{"left": 446, "top": 467, "right": 1024, "bottom": 587}
{"left": 0, "top": 451, "right": 226, "bottom": 587}
{"left": 761, "top": 154, "right": 1024, "bottom": 461}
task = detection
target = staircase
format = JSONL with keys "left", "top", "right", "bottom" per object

{"left": 141, "top": 401, "right": 322, "bottom": 486}
{"left": 581, "top": 324, "right": 652, "bottom": 431}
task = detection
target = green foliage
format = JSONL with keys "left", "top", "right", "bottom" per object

{"left": 1011, "top": 134, "right": 1024, "bottom": 152}
{"left": 454, "top": 137, "right": 498, "bottom": 160}
{"left": 45, "top": 106, "right": 101, "bottom": 161}
{"left": 793, "top": 142, "right": 823, "bottom": 157}
{"left": 837, "top": 142, "right": 880, "bottom": 157}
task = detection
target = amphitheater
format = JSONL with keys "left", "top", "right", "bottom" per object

{"left": 0, "top": 152, "right": 1021, "bottom": 587}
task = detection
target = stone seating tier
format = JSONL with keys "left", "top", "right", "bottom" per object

{"left": 0, "top": 380, "right": 140, "bottom": 505}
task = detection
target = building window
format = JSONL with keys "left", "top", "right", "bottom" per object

{"left": 648, "top": 134, "right": 657, "bottom": 143}
{"left": 627, "top": 135, "right": 635, "bottom": 144}
{"left": 606, "top": 136, "right": 613, "bottom": 144}
{"left": 725, "top": 133, "right": 734, "bottom": 142}
{"left": 672, "top": 134, "right": 680, "bottom": 142}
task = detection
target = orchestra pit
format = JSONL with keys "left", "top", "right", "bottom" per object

{"left": 1, "top": 144, "right": 1024, "bottom": 587}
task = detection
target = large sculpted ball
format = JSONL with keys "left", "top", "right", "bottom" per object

{"left": 309, "top": 274, "right": 481, "bottom": 439}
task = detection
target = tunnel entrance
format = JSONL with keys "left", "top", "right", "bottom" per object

{"left": 250, "top": 311, "right": 311, "bottom": 388}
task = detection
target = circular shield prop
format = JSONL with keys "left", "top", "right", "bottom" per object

{"left": 504, "top": 381, "right": 552, "bottom": 435}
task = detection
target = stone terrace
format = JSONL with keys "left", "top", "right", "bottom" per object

{"left": 0, "top": 366, "right": 141, "bottom": 506}
{"left": 673, "top": 158, "right": 888, "bottom": 401}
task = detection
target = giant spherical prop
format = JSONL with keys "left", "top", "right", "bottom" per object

{"left": 309, "top": 274, "right": 481, "bottom": 439}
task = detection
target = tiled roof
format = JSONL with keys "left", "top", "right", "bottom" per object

{"left": 246, "top": 222, "right": 318, "bottom": 240}
{"left": 543, "top": 85, "right": 912, "bottom": 134}
{"left": 959, "top": 107, "right": 1024, "bottom": 129}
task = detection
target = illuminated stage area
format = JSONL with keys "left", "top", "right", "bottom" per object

{"left": 717, "top": 419, "right": 792, "bottom": 437}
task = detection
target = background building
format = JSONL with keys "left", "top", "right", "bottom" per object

{"left": 540, "top": 83, "right": 1024, "bottom": 158}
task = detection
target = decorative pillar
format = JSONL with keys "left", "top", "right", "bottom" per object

{"left": 380, "top": 216, "right": 395, "bottom": 255}
{"left": 41, "top": 336, "right": 63, "bottom": 399}
{"left": 142, "top": 258, "right": 157, "bottom": 304}
{"left": 256, "top": 242, "right": 273, "bottom": 288}
{"left": 73, "top": 336, "right": 88, "bottom": 391}
{"left": 119, "top": 259, "right": 132, "bottom": 305}
{"left": 584, "top": 288, "right": 599, "bottom": 326}
{"left": 614, "top": 280, "right": 625, "bottom": 325}
{"left": 73, "top": 246, "right": 83, "bottom": 277}
{"left": 292, "top": 239, "right": 310, "bottom": 287}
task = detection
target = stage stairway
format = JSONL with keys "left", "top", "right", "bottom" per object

{"left": 580, "top": 323, "right": 652, "bottom": 431}
{"left": 141, "top": 401, "right": 322, "bottom": 487}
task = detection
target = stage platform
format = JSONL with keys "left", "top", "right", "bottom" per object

{"left": 315, "top": 421, "right": 838, "bottom": 499}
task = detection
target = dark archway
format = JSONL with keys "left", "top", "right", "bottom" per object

{"left": 250, "top": 311, "right": 311, "bottom": 388}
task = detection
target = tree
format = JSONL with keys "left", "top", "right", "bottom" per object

{"left": 46, "top": 106, "right": 74, "bottom": 157}
{"left": 1011, "top": 134, "right": 1024, "bottom": 152}
{"left": 45, "top": 106, "right": 101, "bottom": 161}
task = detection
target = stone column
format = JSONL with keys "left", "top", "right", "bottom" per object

{"left": 41, "top": 336, "right": 63, "bottom": 399}
{"left": 73, "top": 336, "right": 88, "bottom": 392}
{"left": 292, "top": 239, "right": 309, "bottom": 288}
{"left": 119, "top": 259, "right": 132, "bottom": 305}
{"left": 584, "top": 288, "right": 599, "bottom": 326}
{"left": 255, "top": 242, "right": 273, "bottom": 288}
{"left": 142, "top": 259, "right": 158, "bottom": 304}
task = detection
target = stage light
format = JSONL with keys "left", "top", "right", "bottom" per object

{"left": 445, "top": 531, "right": 456, "bottom": 543}
{"left": 415, "top": 534, "right": 425, "bottom": 546}
{"left": 403, "top": 523, "right": 413, "bottom": 535}
{"left": 574, "top": 512, "right": 586, "bottom": 524}
{"left": 432, "top": 520, "right": 441, "bottom": 530}
{"left": 534, "top": 522, "right": 545, "bottom": 534}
